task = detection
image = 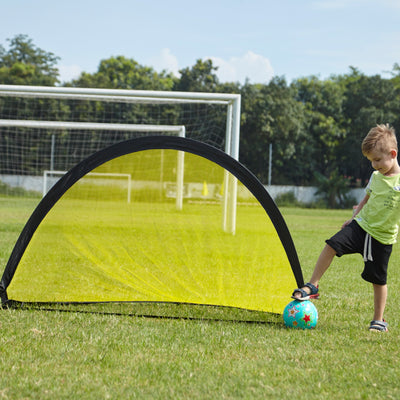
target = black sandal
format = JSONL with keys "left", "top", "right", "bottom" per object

{"left": 292, "top": 282, "right": 319, "bottom": 301}
{"left": 369, "top": 320, "right": 388, "bottom": 332}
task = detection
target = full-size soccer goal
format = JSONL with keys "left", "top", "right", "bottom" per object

{"left": 0, "top": 84, "right": 240, "bottom": 232}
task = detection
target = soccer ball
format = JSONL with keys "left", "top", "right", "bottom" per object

{"left": 283, "top": 300, "right": 318, "bottom": 329}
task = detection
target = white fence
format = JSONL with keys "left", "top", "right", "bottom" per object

{"left": 265, "top": 184, "right": 365, "bottom": 204}
{"left": 0, "top": 174, "right": 365, "bottom": 204}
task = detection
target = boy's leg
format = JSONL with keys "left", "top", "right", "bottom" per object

{"left": 372, "top": 283, "right": 387, "bottom": 321}
{"left": 293, "top": 244, "right": 336, "bottom": 298}
{"left": 308, "top": 244, "right": 337, "bottom": 286}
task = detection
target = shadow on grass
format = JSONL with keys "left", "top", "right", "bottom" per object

{"left": 2, "top": 300, "right": 283, "bottom": 325}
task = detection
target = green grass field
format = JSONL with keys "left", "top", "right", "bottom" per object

{"left": 1, "top": 199, "right": 400, "bottom": 399}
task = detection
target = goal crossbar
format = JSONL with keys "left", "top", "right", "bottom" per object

{"left": 0, "top": 119, "right": 186, "bottom": 135}
{"left": 43, "top": 170, "right": 132, "bottom": 203}
{"left": 0, "top": 84, "right": 239, "bottom": 104}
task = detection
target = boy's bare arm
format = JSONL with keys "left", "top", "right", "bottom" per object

{"left": 341, "top": 194, "right": 370, "bottom": 229}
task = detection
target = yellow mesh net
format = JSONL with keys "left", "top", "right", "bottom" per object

{"left": 7, "top": 149, "right": 296, "bottom": 314}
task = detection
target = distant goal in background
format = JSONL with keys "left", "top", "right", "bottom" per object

{"left": 0, "top": 85, "right": 241, "bottom": 233}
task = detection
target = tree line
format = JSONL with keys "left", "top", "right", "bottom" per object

{"left": 2, "top": 34, "right": 400, "bottom": 207}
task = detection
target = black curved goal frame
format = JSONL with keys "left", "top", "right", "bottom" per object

{"left": 0, "top": 136, "right": 304, "bottom": 305}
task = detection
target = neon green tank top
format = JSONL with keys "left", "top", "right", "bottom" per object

{"left": 355, "top": 171, "right": 400, "bottom": 244}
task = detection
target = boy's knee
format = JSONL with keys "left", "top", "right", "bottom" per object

{"left": 361, "top": 269, "right": 387, "bottom": 285}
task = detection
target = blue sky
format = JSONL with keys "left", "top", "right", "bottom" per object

{"left": 1, "top": 0, "right": 400, "bottom": 84}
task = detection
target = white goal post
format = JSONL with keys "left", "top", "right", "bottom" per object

{"left": 0, "top": 84, "right": 241, "bottom": 233}
{"left": 43, "top": 170, "right": 132, "bottom": 202}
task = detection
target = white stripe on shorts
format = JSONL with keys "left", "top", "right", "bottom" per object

{"left": 363, "top": 233, "right": 373, "bottom": 262}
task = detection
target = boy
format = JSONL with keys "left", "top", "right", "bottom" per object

{"left": 292, "top": 124, "right": 400, "bottom": 332}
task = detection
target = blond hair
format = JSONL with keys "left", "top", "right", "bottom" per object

{"left": 362, "top": 124, "right": 397, "bottom": 155}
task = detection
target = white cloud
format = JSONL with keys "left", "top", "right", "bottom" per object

{"left": 57, "top": 64, "right": 82, "bottom": 83}
{"left": 210, "top": 51, "right": 274, "bottom": 84}
{"left": 149, "top": 48, "right": 180, "bottom": 76}
{"left": 150, "top": 49, "right": 273, "bottom": 84}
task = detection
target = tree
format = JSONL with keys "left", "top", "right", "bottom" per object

{"left": 389, "top": 63, "right": 400, "bottom": 91}
{"left": 339, "top": 68, "right": 400, "bottom": 185}
{"left": 293, "top": 76, "right": 347, "bottom": 180}
{"left": 239, "top": 77, "right": 307, "bottom": 184}
{"left": 174, "top": 59, "right": 219, "bottom": 92}
{"left": 314, "top": 169, "right": 353, "bottom": 209}
{"left": 69, "top": 55, "right": 175, "bottom": 91}
{"left": 0, "top": 34, "right": 59, "bottom": 86}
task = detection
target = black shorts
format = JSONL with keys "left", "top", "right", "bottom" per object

{"left": 326, "top": 220, "right": 392, "bottom": 285}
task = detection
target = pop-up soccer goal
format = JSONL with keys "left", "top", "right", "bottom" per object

{"left": 0, "top": 136, "right": 303, "bottom": 314}
{"left": 0, "top": 85, "right": 304, "bottom": 317}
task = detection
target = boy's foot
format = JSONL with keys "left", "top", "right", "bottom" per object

{"left": 292, "top": 282, "right": 319, "bottom": 301}
{"left": 369, "top": 320, "right": 388, "bottom": 332}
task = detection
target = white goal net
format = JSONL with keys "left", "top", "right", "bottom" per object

{"left": 0, "top": 85, "right": 241, "bottom": 232}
